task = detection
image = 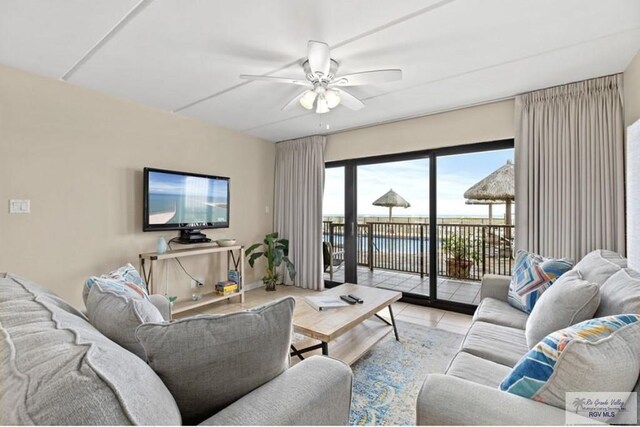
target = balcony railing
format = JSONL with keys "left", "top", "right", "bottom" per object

{"left": 323, "top": 221, "right": 515, "bottom": 281}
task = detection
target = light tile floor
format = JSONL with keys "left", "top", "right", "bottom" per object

{"left": 177, "top": 285, "right": 472, "bottom": 336}
{"left": 325, "top": 266, "right": 481, "bottom": 305}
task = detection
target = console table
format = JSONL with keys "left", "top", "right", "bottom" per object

{"left": 138, "top": 244, "right": 245, "bottom": 316}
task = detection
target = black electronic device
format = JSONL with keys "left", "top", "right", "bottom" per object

{"left": 340, "top": 295, "right": 357, "bottom": 305}
{"left": 143, "top": 167, "right": 230, "bottom": 235}
{"left": 348, "top": 294, "right": 363, "bottom": 304}
{"left": 177, "top": 229, "right": 212, "bottom": 244}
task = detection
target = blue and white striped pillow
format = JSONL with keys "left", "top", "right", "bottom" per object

{"left": 500, "top": 314, "right": 640, "bottom": 409}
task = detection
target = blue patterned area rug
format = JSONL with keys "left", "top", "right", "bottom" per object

{"left": 349, "top": 321, "right": 464, "bottom": 426}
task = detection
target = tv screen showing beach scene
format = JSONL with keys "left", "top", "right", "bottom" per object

{"left": 146, "top": 169, "right": 229, "bottom": 228}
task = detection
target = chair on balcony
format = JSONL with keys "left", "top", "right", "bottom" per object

{"left": 323, "top": 241, "right": 344, "bottom": 281}
{"left": 484, "top": 227, "right": 514, "bottom": 259}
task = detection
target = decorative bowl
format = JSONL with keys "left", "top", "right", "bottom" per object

{"left": 216, "top": 239, "right": 237, "bottom": 247}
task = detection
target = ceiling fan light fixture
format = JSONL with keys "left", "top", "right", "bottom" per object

{"left": 324, "top": 89, "right": 341, "bottom": 109}
{"left": 299, "top": 90, "right": 317, "bottom": 110}
{"left": 242, "top": 40, "right": 402, "bottom": 114}
{"left": 316, "top": 95, "right": 330, "bottom": 114}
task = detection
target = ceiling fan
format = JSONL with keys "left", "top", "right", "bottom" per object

{"left": 239, "top": 41, "right": 402, "bottom": 114}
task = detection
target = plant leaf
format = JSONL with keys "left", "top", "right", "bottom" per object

{"left": 248, "top": 252, "right": 264, "bottom": 267}
{"left": 276, "top": 239, "right": 289, "bottom": 256}
{"left": 273, "top": 249, "right": 283, "bottom": 267}
{"left": 245, "top": 243, "right": 262, "bottom": 256}
{"left": 283, "top": 257, "right": 296, "bottom": 281}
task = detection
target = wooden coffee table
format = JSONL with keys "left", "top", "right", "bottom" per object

{"left": 290, "top": 283, "right": 402, "bottom": 365}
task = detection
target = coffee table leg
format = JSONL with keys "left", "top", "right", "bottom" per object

{"left": 321, "top": 341, "right": 329, "bottom": 356}
{"left": 290, "top": 345, "right": 305, "bottom": 361}
{"left": 389, "top": 305, "right": 400, "bottom": 341}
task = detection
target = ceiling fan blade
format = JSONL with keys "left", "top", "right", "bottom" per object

{"left": 332, "top": 69, "right": 402, "bottom": 86}
{"left": 239, "top": 75, "right": 311, "bottom": 86}
{"left": 307, "top": 40, "right": 331, "bottom": 77}
{"left": 335, "top": 88, "right": 364, "bottom": 110}
{"left": 281, "top": 91, "right": 307, "bottom": 111}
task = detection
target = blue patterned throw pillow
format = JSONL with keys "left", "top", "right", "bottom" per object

{"left": 500, "top": 314, "right": 640, "bottom": 409}
{"left": 103, "top": 263, "right": 148, "bottom": 291}
{"left": 507, "top": 250, "right": 573, "bottom": 313}
{"left": 83, "top": 263, "right": 149, "bottom": 304}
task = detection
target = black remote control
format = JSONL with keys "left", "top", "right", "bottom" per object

{"left": 348, "top": 294, "right": 364, "bottom": 304}
{"left": 340, "top": 295, "right": 357, "bottom": 305}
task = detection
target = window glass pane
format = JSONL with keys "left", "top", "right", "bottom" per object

{"left": 436, "top": 148, "right": 515, "bottom": 306}
{"left": 323, "top": 167, "right": 345, "bottom": 283}
{"left": 356, "top": 159, "right": 430, "bottom": 295}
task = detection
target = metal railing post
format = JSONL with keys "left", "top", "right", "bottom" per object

{"left": 368, "top": 223, "right": 373, "bottom": 270}
{"left": 482, "top": 226, "right": 487, "bottom": 276}
{"left": 329, "top": 222, "right": 334, "bottom": 248}
{"left": 420, "top": 224, "right": 425, "bottom": 279}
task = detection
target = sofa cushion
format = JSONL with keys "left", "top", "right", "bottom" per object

{"left": 445, "top": 351, "right": 512, "bottom": 388}
{"left": 500, "top": 314, "right": 640, "bottom": 411}
{"left": 525, "top": 270, "right": 600, "bottom": 348}
{"left": 136, "top": 297, "right": 295, "bottom": 425}
{"left": 460, "top": 321, "right": 529, "bottom": 367}
{"left": 86, "top": 282, "right": 164, "bottom": 359}
{"left": 83, "top": 263, "right": 149, "bottom": 305}
{"left": 573, "top": 249, "right": 627, "bottom": 286}
{"left": 0, "top": 273, "right": 181, "bottom": 425}
{"left": 596, "top": 268, "right": 640, "bottom": 317}
{"left": 508, "top": 250, "right": 573, "bottom": 313}
{"left": 473, "top": 297, "right": 529, "bottom": 330}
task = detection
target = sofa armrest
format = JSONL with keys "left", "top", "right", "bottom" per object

{"left": 148, "top": 294, "right": 171, "bottom": 321}
{"left": 479, "top": 274, "right": 511, "bottom": 302}
{"left": 417, "top": 374, "right": 598, "bottom": 426}
{"left": 201, "top": 356, "right": 353, "bottom": 426}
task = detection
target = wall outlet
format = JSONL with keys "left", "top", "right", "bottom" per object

{"left": 190, "top": 277, "right": 205, "bottom": 288}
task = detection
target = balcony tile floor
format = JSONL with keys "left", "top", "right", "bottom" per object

{"left": 324, "top": 266, "right": 481, "bottom": 305}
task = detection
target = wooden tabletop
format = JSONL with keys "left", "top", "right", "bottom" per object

{"left": 292, "top": 283, "right": 402, "bottom": 342}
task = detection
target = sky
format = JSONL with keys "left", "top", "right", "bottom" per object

{"left": 323, "top": 148, "right": 514, "bottom": 217}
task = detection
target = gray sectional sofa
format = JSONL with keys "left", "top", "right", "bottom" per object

{"left": 417, "top": 250, "right": 640, "bottom": 425}
{"left": 0, "top": 273, "right": 353, "bottom": 426}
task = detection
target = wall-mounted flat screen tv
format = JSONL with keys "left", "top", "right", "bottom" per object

{"left": 143, "top": 167, "right": 230, "bottom": 231}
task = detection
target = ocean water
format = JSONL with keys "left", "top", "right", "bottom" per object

{"left": 149, "top": 193, "right": 228, "bottom": 224}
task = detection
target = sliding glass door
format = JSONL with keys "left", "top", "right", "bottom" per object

{"left": 356, "top": 158, "right": 430, "bottom": 296}
{"left": 324, "top": 140, "right": 515, "bottom": 313}
{"left": 435, "top": 148, "right": 515, "bottom": 307}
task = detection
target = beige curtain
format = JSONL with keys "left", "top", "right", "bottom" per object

{"left": 274, "top": 135, "right": 326, "bottom": 290}
{"left": 515, "top": 74, "right": 625, "bottom": 261}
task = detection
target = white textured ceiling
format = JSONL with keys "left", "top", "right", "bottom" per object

{"left": 1, "top": 0, "right": 639, "bottom": 142}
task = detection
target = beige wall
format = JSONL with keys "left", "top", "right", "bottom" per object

{"left": 624, "top": 50, "right": 640, "bottom": 127}
{"left": 325, "top": 99, "right": 515, "bottom": 161}
{"left": 0, "top": 65, "right": 275, "bottom": 309}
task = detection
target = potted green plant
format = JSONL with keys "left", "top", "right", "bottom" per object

{"left": 245, "top": 232, "right": 296, "bottom": 291}
{"left": 442, "top": 233, "right": 479, "bottom": 279}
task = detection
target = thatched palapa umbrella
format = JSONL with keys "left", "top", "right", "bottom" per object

{"left": 373, "top": 189, "right": 411, "bottom": 221}
{"left": 463, "top": 160, "right": 514, "bottom": 225}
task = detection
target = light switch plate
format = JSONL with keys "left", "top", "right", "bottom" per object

{"left": 9, "top": 199, "right": 30, "bottom": 214}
